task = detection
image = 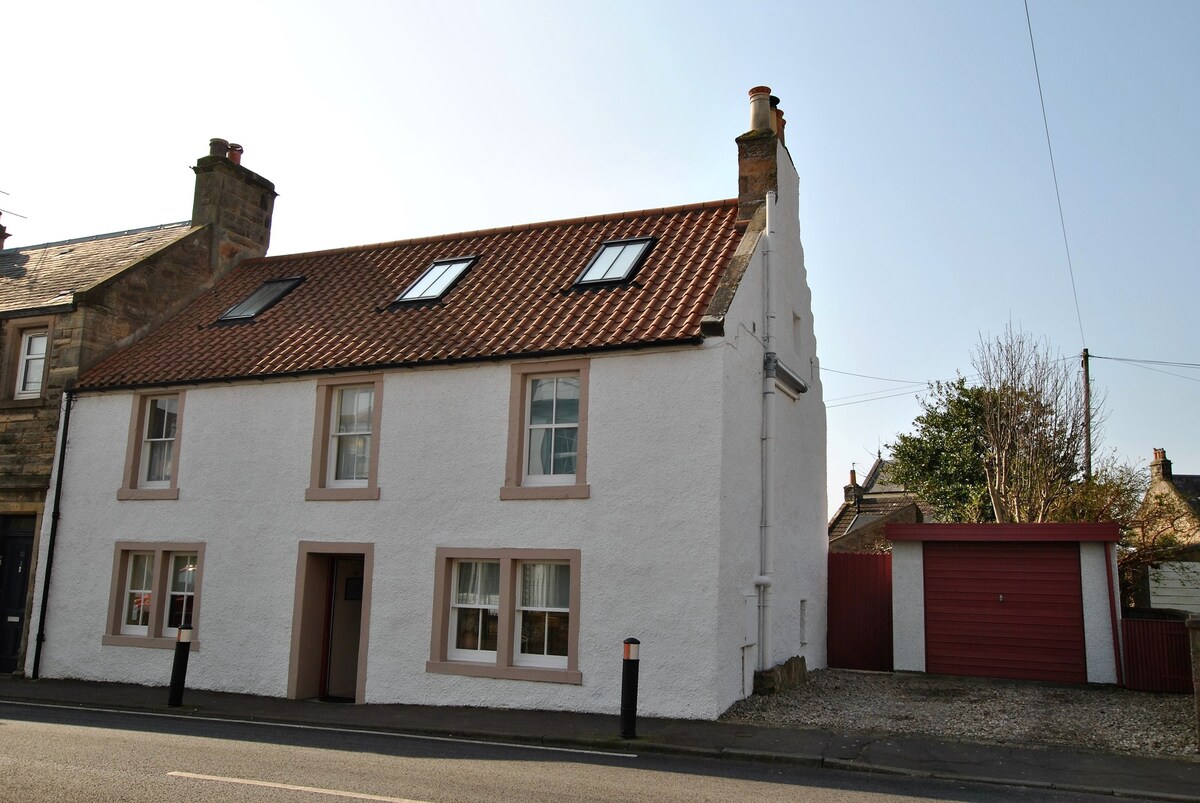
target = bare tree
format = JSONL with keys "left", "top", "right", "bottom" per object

{"left": 971, "top": 326, "right": 1088, "bottom": 523}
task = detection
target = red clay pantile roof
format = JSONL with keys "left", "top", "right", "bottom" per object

{"left": 79, "top": 200, "right": 743, "bottom": 389}
{"left": 0, "top": 223, "right": 198, "bottom": 315}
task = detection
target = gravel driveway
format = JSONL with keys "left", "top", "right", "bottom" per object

{"left": 721, "top": 669, "right": 1198, "bottom": 757}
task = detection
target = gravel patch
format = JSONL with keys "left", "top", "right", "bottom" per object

{"left": 721, "top": 669, "right": 1198, "bottom": 757}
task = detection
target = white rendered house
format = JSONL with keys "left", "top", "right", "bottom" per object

{"left": 26, "top": 87, "right": 827, "bottom": 719}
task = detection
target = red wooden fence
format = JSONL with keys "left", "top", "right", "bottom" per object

{"left": 1122, "top": 618, "right": 1193, "bottom": 693}
{"left": 827, "top": 552, "right": 893, "bottom": 671}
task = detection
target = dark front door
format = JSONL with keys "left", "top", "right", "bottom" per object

{"left": 0, "top": 516, "right": 36, "bottom": 673}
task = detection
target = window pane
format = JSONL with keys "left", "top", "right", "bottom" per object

{"left": 520, "top": 563, "right": 570, "bottom": 608}
{"left": 454, "top": 607, "right": 498, "bottom": 651}
{"left": 168, "top": 594, "right": 193, "bottom": 629}
{"left": 545, "top": 611, "right": 570, "bottom": 656}
{"left": 552, "top": 428, "right": 577, "bottom": 475}
{"left": 455, "top": 561, "right": 500, "bottom": 606}
{"left": 21, "top": 358, "right": 44, "bottom": 393}
{"left": 25, "top": 333, "right": 46, "bottom": 358}
{"left": 130, "top": 553, "right": 154, "bottom": 589}
{"left": 554, "top": 378, "right": 579, "bottom": 423}
{"left": 528, "top": 379, "right": 555, "bottom": 425}
{"left": 146, "top": 441, "right": 173, "bottom": 483}
{"left": 581, "top": 246, "right": 621, "bottom": 282}
{"left": 125, "top": 592, "right": 151, "bottom": 626}
{"left": 147, "top": 397, "right": 178, "bottom": 439}
{"left": 337, "top": 387, "right": 372, "bottom": 434}
{"left": 171, "top": 554, "right": 197, "bottom": 594}
{"left": 526, "top": 428, "right": 550, "bottom": 475}
{"left": 335, "top": 434, "right": 370, "bottom": 480}
{"left": 601, "top": 243, "right": 642, "bottom": 280}
{"left": 520, "top": 611, "right": 547, "bottom": 655}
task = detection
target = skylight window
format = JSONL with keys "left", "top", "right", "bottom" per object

{"left": 577, "top": 238, "right": 654, "bottom": 285}
{"left": 219, "top": 277, "right": 303, "bottom": 321}
{"left": 397, "top": 257, "right": 475, "bottom": 302}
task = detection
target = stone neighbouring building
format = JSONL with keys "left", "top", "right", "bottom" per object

{"left": 0, "top": 140, "right": 274, "bottom": 673}
{"left": 1139, "top": 448, "right": 1200, "bottom": 613}
{"left": 828, "top": 457, "right": 929, "bottom": 553}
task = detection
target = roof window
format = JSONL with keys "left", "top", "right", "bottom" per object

{"left": 397, "top": 257, "right": 475, "bottom": 302}
{"left": 577, "top": 238, "right": 654, "bottom": 285}
{"left": 219, "top": 277, "right": 303, "bottom": 321}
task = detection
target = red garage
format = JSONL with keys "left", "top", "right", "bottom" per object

{"left": 886, "top": 523, "right": 1122, "bottom": 685}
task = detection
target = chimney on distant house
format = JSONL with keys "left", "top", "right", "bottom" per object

{"left": 192, "top": 138, "right": 277, "bottom": 278}
{"left": 736, "top": 85, "right": 788, "bottom": 227}
{"left": 844, "top": 468, "right": 864, "bottom": 506}
{"left": 1150, "top": 448, "right": 1173, "bottom": 481}
{"left": 0, "top": 213, "right": 9, "bottom": 249}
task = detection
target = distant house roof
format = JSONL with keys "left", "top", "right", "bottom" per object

{"left": 828, "top": 458, "right": 933, "bottom": 548}
{"left": 77, "top": 200, "right": 742, "bottom": 389}
{"left": 1168, "top": 475, "right": 1200, "bottom": 518}
{"left": 0, "top": 223, "right": 198, "bottom": 316}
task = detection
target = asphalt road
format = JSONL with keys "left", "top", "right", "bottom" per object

{"left": 0, "top": 702, "right": 1126, "bottom": 802}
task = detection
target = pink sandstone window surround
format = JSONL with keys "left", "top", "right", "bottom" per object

{"left": 118, "top": 392, "right": 185, "bottom": 501}
{"left": 501, "top": 359, "right": 590, "bottom": 500}
{"left": 101, "top": 541, "right": 204, "bottom": 650}
{"left": 426, "top": 547, "right": 582, "bottom": 684}
{"left": 306, "top": 374, "right": 384, "bottom": 501}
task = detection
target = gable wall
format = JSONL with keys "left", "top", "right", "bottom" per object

{"left": 30, "top": 345, "right": 736, "bottom": 718}
{"left": 717, "top": 139, "right": 827, "bottom": 703}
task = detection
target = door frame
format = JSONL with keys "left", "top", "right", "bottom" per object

{"left": 287, "top": 542, "right": 373, "bottom": 704}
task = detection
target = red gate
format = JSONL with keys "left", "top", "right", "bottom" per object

{"left": 1122, "top": 618, "right": 1193, "bottom": 693}
{"left": 827, "top": 552, "right": 893, "bottom": 671}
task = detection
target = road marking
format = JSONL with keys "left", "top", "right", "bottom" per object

{"left": 0, "top": 699, "right": 636, "bottom": 758}
{"left": 168, "top": 771, "right": 426, "bottom": 802}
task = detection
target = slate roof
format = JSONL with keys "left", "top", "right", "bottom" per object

{"left": 828, "top": 458, "right": 932, "bottom": 542}
{"left": 0, "top": 223, "right": 198, "bottom": 316}
{"left": 78, "top": 200, "right": 743, "bottom": 389}
{"left": 1166, "top": 474, "right": 1200, "bottom": 519}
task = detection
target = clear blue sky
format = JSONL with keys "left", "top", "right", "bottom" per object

{"left": 5, "top": 1, "right": 1198, "bottom": 516}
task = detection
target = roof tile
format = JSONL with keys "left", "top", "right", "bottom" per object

{"left": 80, "top": 200, "right": 742, "bottom": 388}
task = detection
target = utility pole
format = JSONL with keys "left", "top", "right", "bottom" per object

{"left": 1082, "top": 348, "right": 1091, "bottom": 482}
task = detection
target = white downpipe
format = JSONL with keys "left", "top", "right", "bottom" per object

{"left": 758, "top": 191, "right": 778, "bottom": 673}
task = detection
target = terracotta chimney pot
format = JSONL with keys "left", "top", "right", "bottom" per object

{"left": 749, "top": 86, "right": 773, "bottom": 132}
{"left": 227, "top": 143, "right": 244, "bottom": 165}
{"left": 209, "top": 138, "right": 230, "bottom": 158}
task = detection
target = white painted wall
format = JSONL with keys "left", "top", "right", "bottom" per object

{"left": 890, "top": 541, "right": 926, "bottom": 672}
{"left": 26, "top": 345, "right": 768, "bottom": 719}
{"left": 1149, "top": 561, "right": 1200, "bottom": 613}
{"left": 1079, "top": 541, "right": 1120, "bottom": 683}
{"left": 716, "top": 139, "right": 827, "bottom": 702}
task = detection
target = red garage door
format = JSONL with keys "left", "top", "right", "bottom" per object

{"left": 924, "top": 541, "right": 1086, "bottom": 683}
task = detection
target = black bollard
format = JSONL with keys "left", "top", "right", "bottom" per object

{"left": 167, "top": 626, "right": 193, "bottom": 707}
{"left": 620, "top": 637, "right": 640, "bottom": 739}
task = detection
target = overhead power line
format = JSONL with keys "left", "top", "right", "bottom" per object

{"left": 1024, "top": 0, "right": 1087, "bottom": 349}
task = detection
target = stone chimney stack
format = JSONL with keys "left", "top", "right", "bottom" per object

{"left": 0, "top": 213, "right": 9, "bottom": 250}
{"left": 736, "top": 86, "right": 788, "bottom": 227}
{"left": 1150, "top": 448, "right": 1173, "bottom": 481}
{"left": 843, "top": 468, "right": 863, "bottom": 505}
{"left": 192, "top": 138, "right": 277, "bottom": 278}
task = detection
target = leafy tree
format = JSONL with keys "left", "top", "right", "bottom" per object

{"left": 887, "top": 377, "right": 992, "bottom": 522}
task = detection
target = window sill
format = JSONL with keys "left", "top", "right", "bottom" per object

{"left": 425, "top": 660, "right": 581, "bottom": 685}
{"left": 305, "top": 486, "right": 381, "bottom": 501}
{"left": 101, "top": 634, "right": 199, "bottom": 651}
{"left": 500, "top": 484, "right": 590, "bottom": 501}
{"left": 0, "top": 398, "right": 44, "bottom": 410}
{"left": 117, "top": 487, "right": 180, "bottom": 501}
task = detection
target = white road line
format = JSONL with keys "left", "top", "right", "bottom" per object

{"left": 168, "top": 771, "right": 427, "bottom": 802}
{"left": 0, "top": 699, "right": 637, "bottom": 758}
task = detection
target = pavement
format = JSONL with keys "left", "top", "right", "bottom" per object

{"left": 1, "top": 674, "right": 1198, "bottom": 801}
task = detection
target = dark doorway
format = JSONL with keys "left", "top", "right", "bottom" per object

{"left": 322, "top": 556, "right": 364, "bottom": 701}
{"left": 0, "top": 516, "right": 36, "bottom": 673}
